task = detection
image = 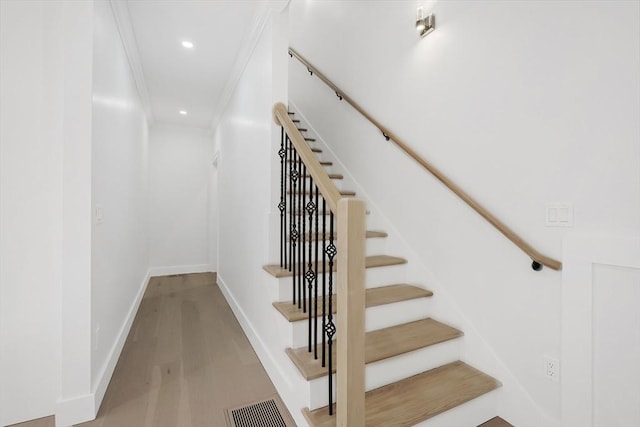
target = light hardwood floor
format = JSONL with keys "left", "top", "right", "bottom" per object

{"left": 12, "top": 273, "right": 286, "bottom": 427}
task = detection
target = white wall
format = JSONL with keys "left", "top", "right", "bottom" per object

{"left": 216, "top": 18, "right": 274, "bottom": 319}
{"left": 213, "top": 5, "right": 306, "bottom": 425}
{"left": 90, "top": 0, "right": 150, "bottom": 417}
{"left": 1, "top": 1, "right": 151, "bottom": 425}
{"left": 288, "top": 1, "right": 639, "bottom": 425}
{"left": 58, "top": 1, "right": 94, "bottom": 424}
{"left": 148, "top": 125, "right": 213, "bottom": 274}
{"left": 592, "top": 264, "right": 640, "bottom": 427}
{"left": 0, "top": 1, "right": 64, "bottom": 424}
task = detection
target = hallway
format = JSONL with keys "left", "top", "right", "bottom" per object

{"left": 13, "top": 273, "right": 289, "bottom": 427}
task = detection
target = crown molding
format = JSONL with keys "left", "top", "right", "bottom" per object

{"left": 210, "top": 0, "right": 289, "bottom": 132}
{"left": 108, "top": 0, "right": 154, "bottom": 124}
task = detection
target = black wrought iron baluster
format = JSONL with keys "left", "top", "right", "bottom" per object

{"left": 284, "top": 136, "right": 289, "bottom": 270}
{"left": 279, "top": 128, "right": 286, "bottom": 268}
{"left": 290, "top": 150, "right": 299, "bottom": 306}
{"left": 297, "top": 157, "right": 303, "bottom": 309}
{"left": 321, "top": 198, "right": 327, "bottom": 368}
{"left": 314, "top": 185, "right": 319, "bottom": 360}
{"left": 325, "top": 210, "right": 337, "bottom": 416}
{"left": 306, "top": 177, "right": 316, "bottom": 353}
{"left": 302, "top": 164, "right": 307, "bottom": 313}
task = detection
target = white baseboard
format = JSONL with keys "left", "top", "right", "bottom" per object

{"left": 216, "top": 275, "right": 308, "bottom": 426}
{"left": 92, "top": 270, "right": 151, "bottom": 411}
{"left": 55, "top": 393, "right": 94, "bottom": 427}
{"left": 148, "top": 264, "right": 214, "bottom": 277}
{"left": 55, "top": 271, "right": 151, "bottom": 427}
{"left": 216, "top": 275, "right": 291, "bottom": 388}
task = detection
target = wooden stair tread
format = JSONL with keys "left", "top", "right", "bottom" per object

{"left": 291, "top": 230, "right": 387, "bottom": 242}
{"left": 273, "top": 284, "right": 433, "bottom": 322}
{"left": 287, "top": 146, "right": 321, "bottom": 153}
{"left": 300, "top": 173, "right": 343, "bottom": 179}
{"left": 263, "top": 255, "right": 406, "bottom": 278}
{"left": 288, "top": 160, "right": 332, "bottom": 166}
{"left": 289, "top": 210, "right": 333, "bottom": 216}
{"left": 287, "top": 318, "right": 462, "bottom": 380}
{"left": 303, "top": 361, "right": 501, "bottom": 427}
{"left": 288, "top": 190, "right": 356, "bottom": 197}
{"left": 479, "top": 416, "right": 514, "bottom": 427}
{"left": 364, "top": 230, "right": 387, "bottom": 238}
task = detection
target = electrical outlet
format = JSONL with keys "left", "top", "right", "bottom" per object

{"left": 544, "top": 356, "right": 560, "bottom": 382}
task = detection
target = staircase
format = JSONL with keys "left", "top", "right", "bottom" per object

{"left": 262, "top": 110, "right": 508, "bottom": 426}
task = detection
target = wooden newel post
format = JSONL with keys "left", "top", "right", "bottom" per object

{"left": 336, "top": 198, "right": 366, "bottom": 427}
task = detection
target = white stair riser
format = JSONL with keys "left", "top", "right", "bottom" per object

{"left": 307, "top": 339, "right": 461, "bottom": 410}
{"left": 280, "top": 236, "right": 384, "bottom": 259}
{"left": 290, "top": 176, "right": 344, "bottom": 191}
{"left": 286, "top": 164, "right": 333, "bottom": 175}
{"left": 365, "top": 298, "right": 432, "bottom": 331}
{"left": 365, "top": 263, "right": 407, "bottom": 288}
{"left": 275, "top": 263, "right": 407, "bottom": 300}
{"left": 289, "top": 298, "right": 432, "bottom": 348}
{"left": 414, "top": 389, "right": 499, "bottom": 427}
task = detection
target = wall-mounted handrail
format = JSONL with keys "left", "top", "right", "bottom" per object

{"left": 273, "top": 102, "right": 342, "bottom": 213}
{"left": 288, "top": 47, "right": 562, "bottom": 271}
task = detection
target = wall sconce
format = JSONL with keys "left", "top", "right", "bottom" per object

{"left": 416, "top": 7, "right": 435, "bottom": 38}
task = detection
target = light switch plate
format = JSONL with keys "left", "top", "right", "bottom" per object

{"left": 95, "top": 205, "right": 104, "bottom": 224}
{"left": 546, "top": 203, "right": 573, "bottom": 227}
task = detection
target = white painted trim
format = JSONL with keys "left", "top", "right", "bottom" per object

{"left": 55, "top": 393, "right": 94, "bottom": 427}
{"left": 216, "top": 275, "right": 292, "bottom": 389}
{"left": 148, "top": 264, "right": 214, "bottom": 277}
{"left": 54, "top": 271, "right": 152, "bottom": 427}
{"left": 108, "top": 0, "right": 154, "bottom": 123}
{"left": 209, "top": 1, "right": 272, "bottom": 132}
{"left": 92, "top": 271, "right": 151, "bottom": 413}
{"left": 216, "top": 274, "right": 310, "bottom": 427}
{"left": 562, "top": 234, "right": 640, "bottom": 427}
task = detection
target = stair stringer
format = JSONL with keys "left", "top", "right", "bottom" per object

{"left": 289, "top": 99, "right": 560, "bottom": 427}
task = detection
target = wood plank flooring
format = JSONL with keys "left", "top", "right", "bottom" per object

{"left": 11, "top": 273, "right": 287, "bottom": 427}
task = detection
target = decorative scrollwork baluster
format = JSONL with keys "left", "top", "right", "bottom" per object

{"left": 301, "top": 164, "right": 307, "bottom": 313}
{"left": 278, "top": 128, "right": 286, "bottom": 268}
{"left": 290, "top": 154, "right": 299, "bottom": 306}
{"left": 325, "top": 211, "right": 337, "bottom": 416}
{"left": 305, "top": 178, "right": 316, "bottom": 353}
{"left": 298, "top": 158, "right": 303, "bottom": 310}
{"left": 322, "top": 198, "right": 327, "bottom": 368}
{"left": 314, "top": 185, "right": 319, "bottom": 360}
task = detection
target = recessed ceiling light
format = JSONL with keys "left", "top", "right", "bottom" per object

{"left": 179, "top": 110, "right": 187, "bottom": 115}
{"left": 181, "top": 40, "right": 194, "bottom": 49}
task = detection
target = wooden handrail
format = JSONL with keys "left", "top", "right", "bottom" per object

{"left": 273, "top": 102, "right": 342, "bottom": 213}
{"left": 288, "top": 48, "right": 562, "bottom": 271}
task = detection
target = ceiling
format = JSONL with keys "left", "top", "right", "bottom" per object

{"left": 121, "top": 0, "right": 266, "bottom": 130}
